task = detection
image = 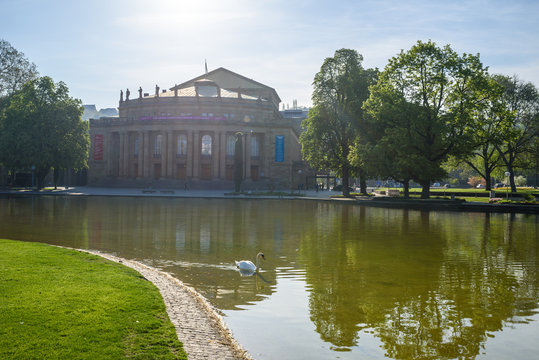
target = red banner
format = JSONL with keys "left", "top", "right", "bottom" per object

{"left": 94, "top": 134, "right": 103, "bottom": 160}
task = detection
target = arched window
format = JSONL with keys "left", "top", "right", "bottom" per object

{"left": 251, "top": 135, "right": 259, "bottom": 157}
{"left": 201, "top": 135, "right": 212, "bottom": 155}
{"left": 154, "top": 134, "right": 162, "bottom": 156}
{"left": 177, "top": 134, "right": 187, "bottom": 156}
{"left": 226, "top": 135, "right": 236, "bottom": 156}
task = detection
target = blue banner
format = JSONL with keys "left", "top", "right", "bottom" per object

{"left": 275, "top": 135, "right": 284, "bottom": 162}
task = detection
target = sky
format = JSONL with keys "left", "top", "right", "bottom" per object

{"left": 1, "top": 0, "right": 538, "bottom": 110}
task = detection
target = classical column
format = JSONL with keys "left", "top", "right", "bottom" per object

{"left": 245, "top": 132, "right": 251, "bottom": 180}
{"left": 167, "top": 132, "right": 174, "bottom": 178}
{"left": 143, "top": 131, "right": 151, "bottom": 178}
{"left": 219, "top": 132, "right": 226, "bottom": 179}
{"left": 186, "top": 130, "right": 193, "bottom": 178}
{"left": 212, "top": 131, "right": 220, "bottom": 179}
{"left": 262, "top": 132, "right": 269, "bottom": 178}
{"left": 124, "top": 132, "right": 131, "bottom": 177}
{"left": 137, "top": 131, "right": 144, "bottom": 178}
{"left": 123, "top": 132, "right": 130, "bottom": 177}
{"left": 193, "top": 131, "right": 199, "bottom": 179}
{"left": 105, "top": 132, "right": 112, "bottom": 177}
{"left": 118, "top": 132, "right": 125, "bottom": 177}
{"left": 161, "top": 131, "right": 167, "bottom": 179}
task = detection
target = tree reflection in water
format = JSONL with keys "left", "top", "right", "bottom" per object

{"left": 299, "top": 205, "right": 538, "bottom": 359}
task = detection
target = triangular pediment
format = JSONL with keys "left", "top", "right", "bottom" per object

{"left": 171, "top": 67, "right": 281, "bottom": 107}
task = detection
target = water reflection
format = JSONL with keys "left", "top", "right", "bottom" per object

{"left": 298, "top": 205, "right": 538, "bottom": 359}
{"left": 0, "top": 196, "right": 537, "bottom": 359}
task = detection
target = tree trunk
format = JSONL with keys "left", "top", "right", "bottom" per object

{"left": 420, "top": 180, "right": 430, "bottom": 199}
{"left": 403, "top": 179, "right": 410, "bottom": 198}
{"left": 0, "top": 165, "right": 5, "bottom": 188}
{"left": 36, "top": 167, "right": 49, "bottom": 190}
{"left": 357, "top": 167, "right": 367, "bottom": 194}
{"left": 508, "top": 165, "right": 517, "bottom": 193}
{"left": 360, "top": 177, "right": 367, "bottom": 195}
{"left": 342, "top": 165, "right": 350, "bottom": 197}
{"left": 484, "top": 155, "right": 492, "bottom": 191}
{"left": 53, "top": 168, "right": 60, "bottom": 190}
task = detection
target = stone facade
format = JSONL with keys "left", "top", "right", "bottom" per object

{"left": 88, "top": 68, "right": 307, "bottom": 190}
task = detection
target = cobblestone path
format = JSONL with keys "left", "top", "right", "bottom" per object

{"left": 83, "top": 250, "right": 252, "bottom": 360}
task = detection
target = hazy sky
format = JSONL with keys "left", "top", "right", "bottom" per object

{"left": 1, "top": 0, "right": 538, "bottom": 110}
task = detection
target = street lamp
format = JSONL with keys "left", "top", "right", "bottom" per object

{"left": 504, "top": 171, "right": 510, "bottom": 200}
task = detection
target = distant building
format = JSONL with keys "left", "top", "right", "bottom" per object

{"left": 280, "top": 105, "right": 309, "bottom": 133}
{"left": 82, "top": 105, "right": 118, "bottom": 121}
{"left": 88, "top": 67, "right": 310, "bottom": 189}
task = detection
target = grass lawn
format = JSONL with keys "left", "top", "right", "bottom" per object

{"left": 340, "top": 187, "right": 536, "bottom": 204}
{"left": 0, "top": 239, "right": 186, "bottom": 359}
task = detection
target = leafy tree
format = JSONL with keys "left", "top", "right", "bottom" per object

{"left": 362, "top": 40, "right": 488, "bottom": 198}
{"left": 452, "top": 76, "right": 513, "bottom": 190}
{"left": 0, "top": 39, "right": 38, "bottom": 97}
{"left": 0, "top": 77, "right": 89, "bottom": 188}
{"left": 300, "top": 49, "right": 376, "bottom": 197}
{"left": 492, "top": 75, "right": 539, "bottom": 192}
{"left": 355, "top": 81, "right": 424, "bottom": 197}
{"left": 0, "top": 39, "right": 39, "bottom": 186}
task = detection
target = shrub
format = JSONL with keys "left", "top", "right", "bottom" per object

{"left": 515, "top": 175, "right": 527, "bottom": 187}
{"left": 467, "top": 176, "right": 483, "bottom": 188}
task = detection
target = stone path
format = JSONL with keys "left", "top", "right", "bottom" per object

{"left": 81, "top": 249, "right": 251, "bottom": 360}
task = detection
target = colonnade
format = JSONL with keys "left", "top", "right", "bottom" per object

{"left": 107, "top": 129, "right": 265, "bottom": 181}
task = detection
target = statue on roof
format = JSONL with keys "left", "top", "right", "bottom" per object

{"left": 138, "top": 86, "right": 142, "bottom": 99}
{"left": 125, "top": 88, "right": 130, "bottom": 101}
{"left": 155, "top": 84, "right": 159, "bottom": 97}
{"left": 120, "top": 89, "right": 123, "bottom": 102}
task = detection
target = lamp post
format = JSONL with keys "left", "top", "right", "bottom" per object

{"left": 505, "top": 171, "right": 510, "bottom": 200}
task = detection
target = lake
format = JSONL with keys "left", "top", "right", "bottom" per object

{"left": 1, "top": 195, "right": 537, "bottom": 359}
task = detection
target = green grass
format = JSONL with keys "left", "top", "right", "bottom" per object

{"left": 0, "top": 239, "right": 186, "bottom": 359}
{"left": 375, "top": 187, "right": 537, "bottom": 202}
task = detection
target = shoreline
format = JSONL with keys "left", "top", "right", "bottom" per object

{"left": 74, "top": 248, "right": 251, "bottom": 360}
{"left": 1, "top": 186, "right": 537, "bottom": 214}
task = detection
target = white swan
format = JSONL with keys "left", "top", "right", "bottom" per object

{"left": 235, "top": 252, "right": 265, "bottom": 272}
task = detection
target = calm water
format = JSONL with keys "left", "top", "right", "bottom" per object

{"left": 1, "top": 196, "right": 538, "bottom": 359}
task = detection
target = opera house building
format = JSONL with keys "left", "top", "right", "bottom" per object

{"left": 88, "top": 68, "right": 307, "bottom": 189}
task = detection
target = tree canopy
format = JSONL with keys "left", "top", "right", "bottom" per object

{"left": 300, "top": 48, "right": 377, "bottom": 196}
{"left": 361, "top": 40, "right": 489, "bottom": 198}
{"left": 0, "top": 76, "right": 89, "bottom": 188}
{"left": 447, "top": 76, "right": 513, "bottom": 191}
{"left": 492, "top": 75, "right": 539, "bottom": 192}
{"left": 0, "top": 39, "right": 38, "bottom": 97}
